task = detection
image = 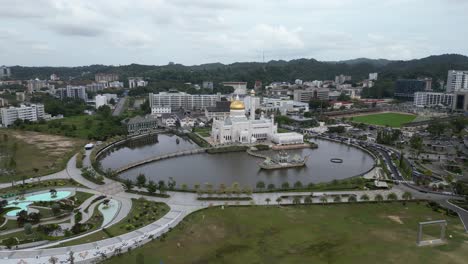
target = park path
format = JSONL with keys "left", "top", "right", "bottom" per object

{"left": 1, "top": 136, "right": 467, "bottom": 263}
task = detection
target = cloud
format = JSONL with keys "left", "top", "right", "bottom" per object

{"left": 51, "top": 24, "right": 106, "bottom": 37}
{"left": 0, "top": 0, "right": 465, "bottom": 65}
{"left": 112, "top": 30, "right": 157, "bottom": 49}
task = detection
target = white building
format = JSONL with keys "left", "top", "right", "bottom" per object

{"left": 109, "top": 81, "right": 124, "bottom": 88}
{"left": 261, "top": 97, "right": 309, "bottom": 115}
{"left": 211, "top": 94, "right": 303, "bottom": 145}
{"left": 413, "top": 92, "right": 454, "bottom": 108}
{"left": 202, "top": 81, "right": 214, "bottom": 90}
{"left": 223, "top": 82, "right": 247, "bottom": 95}
{"left": 129, "top": 77, "right": 148, "bottom": 88}
{"left": 1, "top": 104, "right": 45, "bottom": 126}
{"left": 149, "top": 91, "right": 221, "bottom": 110}
{"left": 447, "top": 70, "right": 468, "bottom": 92}
{"left": 50, "top": 74, "right": 60, "bottom": 81}
{"left": 95, "top": 95, "right": 108, "bottom": 109}
{"left": 86, "top": 82, "right": 107, "bottom": 93}
{"left": 304, "top": 122, "right": 328, "bottom": 135}
{"left": 0, "top": 66, "right": 11, "bottom": 79}
{"left": 27, "top": 79, "right": 48, "bottom": 93}
{"left": 66, "top": 85, "right": 87, "bottom": 100}
{"left": 369, "top": 73, "right": 378, "bottom": 81}
{"left": 151, "top": 106, "right": 172, "bottom": 116}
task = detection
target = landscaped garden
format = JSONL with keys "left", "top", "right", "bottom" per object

{"left": 105, "top": 202, "right": 468, "bottom": 264}
{"left": 193, "top": 127, "right": 211, "bottom": 137}
{"left": 56, "top": 198, "right": 169, "bottom": 247}
{"left": 349, "top": 112, "right": 417, "bottom": 128}
{"left": 0, "top": 189, "right": 99, "bottom": 248}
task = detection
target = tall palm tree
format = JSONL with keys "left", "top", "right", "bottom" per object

{"left": 320, "top": 196, "right": 328, "bottom": 204}
{"left": 304, "top": 196, "right": 312, "bottom": 204}
{"left": 333, "top": 196, "right": 342, "bottom": 203}
{"left": 293, "top": 197, "right": 301, "bottom": 204}
{"left": 276, "top": 197, "right": 282, "bottom": 205}
{"left": 360, "top": 194, "right": 370, "bottom": 201}
{"left": 374, "top": 194, "right": 384, "bottom": 202}
{"left": 265, "top": 198, "right": 271, "bottom": 205}
{"left": 387, "top": 192, "right": 398, "bottom": 201}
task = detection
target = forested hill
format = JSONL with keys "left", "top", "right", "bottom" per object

{"left": 8, "top": 54, "right": 468, "bottom": 86}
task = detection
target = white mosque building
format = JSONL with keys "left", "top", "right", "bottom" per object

{"left": 211, "top": 91, "right": 304, "bottom": 145}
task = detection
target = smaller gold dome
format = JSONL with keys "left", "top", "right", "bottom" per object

{"left": 230, "top": 100, "right": 245, "bottom": 110}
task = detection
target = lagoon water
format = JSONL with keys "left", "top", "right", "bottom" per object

{"left": 100, "top": 135, "right": 374, "bottom": 189}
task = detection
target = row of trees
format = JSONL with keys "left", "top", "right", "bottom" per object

{"left": 266, "top": 192, "right": 412, "bottom": 205}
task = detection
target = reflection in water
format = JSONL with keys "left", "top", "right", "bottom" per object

{"left": 100, "top": 135, "right": 375, "bottom": 189}
{"left": 99, "top": 134, "right": 199, "bottom": 170}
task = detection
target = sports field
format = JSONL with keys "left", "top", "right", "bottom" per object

{"left": 105, "top": 203, "right": 468, "bottom": 264}
{"left": 350, "top": 112, "right": 416, "bottom": 127}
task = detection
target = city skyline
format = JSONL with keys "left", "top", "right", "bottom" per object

{"left": 0, "top": 0, "right": 468, "bottom": 66}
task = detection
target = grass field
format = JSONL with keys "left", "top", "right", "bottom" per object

{"left": 0, "top": 130, "right": 85, "bottom": 183}
{"left": 193, "top": 127, "right": 211, "bottom": 137}
{"left": 350, "top": 112, "right": 416, "bottom": 127}
{"left": 105, "top": 203, "right": 468, "bottom": 264}
{"left": 13, "top": 115, "right": 125, "bottom": 140}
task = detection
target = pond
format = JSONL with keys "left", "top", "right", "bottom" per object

{"left": 6, "top": 190, "right": 72, "bottom": 217}
{"left": 100, "top": 135, "right": 375, "bottom": 189}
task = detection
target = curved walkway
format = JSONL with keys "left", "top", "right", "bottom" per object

{"left": 1, "top": 137, "right": 467, "bottom": 263}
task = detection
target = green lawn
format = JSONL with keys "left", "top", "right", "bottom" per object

{"left": 194, "top": 127, "right": 211, "bottom": 137}
{"left": 105, "top": 203, "right": 468, "bottom": 264}
{"left": 0, "top": 130, "right": 85, "bottom": 183}
{"left": 277, "top": 128, "right": 291, "bottom": 133}
{"left": 350, "top": 112, "right": 416, "bottom": 128}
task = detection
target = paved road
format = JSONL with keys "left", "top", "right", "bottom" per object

{"left": 112, "top": 96, "right": 127, "bottom": 116}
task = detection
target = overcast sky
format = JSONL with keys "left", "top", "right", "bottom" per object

{"left": 0, "top": 0, "right": 467, "bottom": 66}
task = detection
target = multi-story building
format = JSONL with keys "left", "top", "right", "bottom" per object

{"left": 129, "top": 77, "right": 148, "bottom": 88}
{"left": 124, "top": 115, "right": 160, "bottom": 135}
{"left": 95, "top": 73, "right": 119, "bottom": 82}
{"left": 0, "top": 104, "right": 45, "bottom": 126}
{"left": 202, "top": 81, "right": 214, "bottom": 90}
{"left": 335, "top": 75, "right": 352, "bottom": 85}
{"left": 27, "top": 78, "right": 48, "bottom": 93}
{"left": 50, "top": 74, "right": 59, "bottom": 81}
{"left": 0, "top": 66, "right": 11, "bottom": 79}
{"left": 413, "top": 92, "right": 454, "bottom": 108}
{"left": 369, "top": 73, "right": 378, "bottom": 81}
{"left": 149, "top": 91, "right": 221, "bottom": 110}
{"left": 205, "top": 100, "right": 231, "bottom": 121}
{"left": 261, "top": 97, "right": 309, "bottom": 115}
{"left": 254, "top": 80, "right": 262, "bottom": 91}
{"left": 151, "top": 106, "right": 172, "bottom": 117}
{"left": 66, "top": 85, "right": 87, "bottom": 100}
{"left": 222, "top": 82, "right": 247, "bottom": 95}
{"left": 108, "top": 81, "right": 124, "bottom": 88}
{"left": 86, "top": 82, "right": 107, "bottom": 93}
{"left": 447, "top": 70, "right": 468, "bottom": 92}
{"left": 453, "top": 91, "right": 468, "bottom": 112}
{"left": 394, "top": 79, "right": 428, "bottom": 100}
{"left": 293, "top": 88, "right": 329, "bottom": 102}
{"left": 95, "top": 95, "right": 108, "bottom": 109}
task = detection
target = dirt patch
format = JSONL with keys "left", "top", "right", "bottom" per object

{"left": 12, "top": 132, "right": 76, "bottom": 149}
{"left": 387, "top": 215, "right": 404, "bottom": 224}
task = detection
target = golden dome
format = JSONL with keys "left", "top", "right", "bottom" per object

{"left": 230, "top": 100, "right": 245, "bottom": 110}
